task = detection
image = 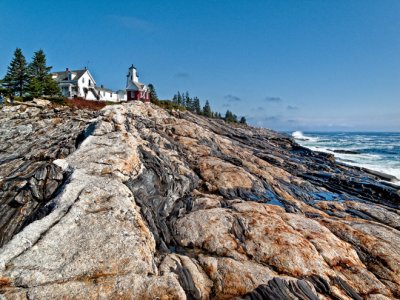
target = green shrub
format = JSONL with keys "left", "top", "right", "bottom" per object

{"left": 22, "top": 95, "right": 34, "bottom": 102}
{"left": 156, "top": 100, "right": 186, "bottom": 111}
{"left": 43, "top": 96, "right": 67, "bottom": 105}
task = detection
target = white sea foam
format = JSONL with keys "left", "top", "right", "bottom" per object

{"left": 291, "top": 131, "right": 319, "bottom": 142}
{"left": 292, "top": 131, "right": 400, "bottom": 185}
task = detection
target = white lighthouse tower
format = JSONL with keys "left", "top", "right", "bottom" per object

{"left": 126, "top": 64, "right": 139, "bottom": 86}
{"left": 125, "top": 64, "right": 150, "bottom": 102}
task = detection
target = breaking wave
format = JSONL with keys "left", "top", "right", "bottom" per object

{"left": 291, "top": 131, "right": 400, "bottom": 185}
{"left": 291, "top": 131, "right": 319, "bottom": 142}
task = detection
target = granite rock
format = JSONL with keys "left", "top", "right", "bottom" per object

{"left": 0, "top": 101, "right": 399, "bottom": 299}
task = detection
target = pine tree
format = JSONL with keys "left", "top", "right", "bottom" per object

{"left": 172, "top": 93, "right": 178, "bottom": 104}
{"left": 28, "top": 77, "right": 43, "bottom": 97}
{"left": 43, "top": 76, "right": 60, "bottom": 96}
{"left": 3, "top": 48, "right": 29, "bottom": 96}
{"left": 177, "top": 91, "right": 183, "bottom": 106}
{"left": 0, "top": 78, "right": 9, "bottom": 96}
{"left": 239, "top": 116, "right": 247, "bottom": 124}
{"left": 225, "top": 110, "right": 232, "bottom": 121}
{"left": 203, "top": 100, "right": 212, "bottom": 118}
{"left": 148, "top": 83, "right": 159, "bottom": 103}
{"left": 193, "top": 97, "right": 201, "bottom": 114}
{"left": 184, "top": 91, "right": 192, "bottom": 110}
{"left": 28, "top": 49, "right": 51, "bottom": 81}
{"left": 232, "top": 113, "right": 238, "bottom": 123}
{"left": 27, "top": 49, "right": 59, "bottom": 97}
{"left": 225, "top": 110, "right": 238, "bottom": 123}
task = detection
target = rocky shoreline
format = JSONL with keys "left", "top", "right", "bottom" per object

{"left": 0, "top": 101, "right": 399, "bottom": 299}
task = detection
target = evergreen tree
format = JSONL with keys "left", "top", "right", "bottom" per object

{"left": 225, "top": 110, "right": 238, "bottom": 123}
{"left": 28, "top": 49, "right": 51, "bottom": 81}
{"left": 232, "top": 113, "right": 238, "bottom": 123}
{"left": 203, "top": 100, "right": 212, "bottom": 118}
{"left": 239, "top": 116, "right": 247, "bottom": 124}
{"left": 0, "top": 79, "right": 9, "bottom": 95}
{"left": 193, "top": 97, "right": 201, "bottom": 114}
{"left": 184, "top": 91, "right": 192, "bottom": 110}
{"left": 27, "top": 49, "right": 59, "bottom": 97}
{"left": 225, "top": 110, "right": 232, "bottom": 121}
{"left": 148, "top": 83, "right": 159, "bottom": 103}
{"left": 43, "top": 76, "right": 60, "bottom": 96}
{"left": 177, "top": 91, "right": 183, "bottom": 106}
{"left": 28, "top": 77, "right": 43, "bottom": 97}
{"left": 172, "top": 93, "right": 178, "bottom": 104}
{"left": 3, "top": 48, "right": 29, "bottom": 96}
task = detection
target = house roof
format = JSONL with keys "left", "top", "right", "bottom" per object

{"left": 127, "top": 81, "right": 146, "bottom": 91}
{"left": 52, "top": 69, "right": 87, "bottom": 82}
{"left": 97, "top": 86, "right": 114, "bottom": 93}
{"left": 134, "top": 81, "right": 145, "bottom": 89}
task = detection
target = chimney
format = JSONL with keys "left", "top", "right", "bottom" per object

{"left": 84, "top": 66, "right": 87, "bottom": 70}
{"left": 101, "top": 84, "right": 104, "bottom": 88}
{"left": 66, "top": 67, "right": 69, "bottom": 71}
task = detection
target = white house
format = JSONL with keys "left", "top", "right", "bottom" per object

{"left": 52, "top": 65, "right": 150, "bottom": 103}
{"left": 52, "top": 68, "right": 119, "bottom": 102}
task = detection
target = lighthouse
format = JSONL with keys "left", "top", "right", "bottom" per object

{"left": 125, "top": 64, "right": 150, "bottom": 102}
{"left": 126, "top": 64, "right": 139, "bottom": 85}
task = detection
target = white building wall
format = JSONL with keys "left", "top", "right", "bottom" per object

{"left": 117, "top": 90, "right": 127, "bottom": 102}
{"left": 77, "top": 72, "right": 96, "bottom": 99}
{"left": 85, "top": 90, "right": 98, "bottom": 101}
{"left": 98, "top": 91, "right": 119, "bottom": 102}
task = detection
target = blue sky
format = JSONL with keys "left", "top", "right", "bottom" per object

{"left": 0, "top": 0, "right": 399, "bottom": 131}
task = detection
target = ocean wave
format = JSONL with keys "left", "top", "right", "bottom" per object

{"left": 292, "top": 131, "right": 319, "bottom": 142}
{"left": 292, "top": 132, "right": 400, "bottom": 185}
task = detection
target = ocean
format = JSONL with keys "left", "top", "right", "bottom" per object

{"left": 291, "top": 131, "right": 400, "bottom": 185}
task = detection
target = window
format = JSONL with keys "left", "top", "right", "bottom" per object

{"left": 110, "top": 92, "right": 112, "bottom": 97}
{"left": 82, "top": 78, "right": 85, "bottom": 83}
{"left": 89, "top": 80, "right": 91, "bottom": 86}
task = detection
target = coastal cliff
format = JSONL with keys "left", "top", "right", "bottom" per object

{"left": 0, "top": 101, "right": 399, "bottom": 299}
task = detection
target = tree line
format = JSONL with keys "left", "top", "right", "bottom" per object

{"left": 149, "top": 87, "right": 247, "bottom": 124}
{"left": 0, "top": 48, "right": 60, "bottom": 98}
{"left": 171, "top": 91, "right": 247, "bottom": 124}
{"left": 147, "top": 87, "right": 246, "bottom": 124}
